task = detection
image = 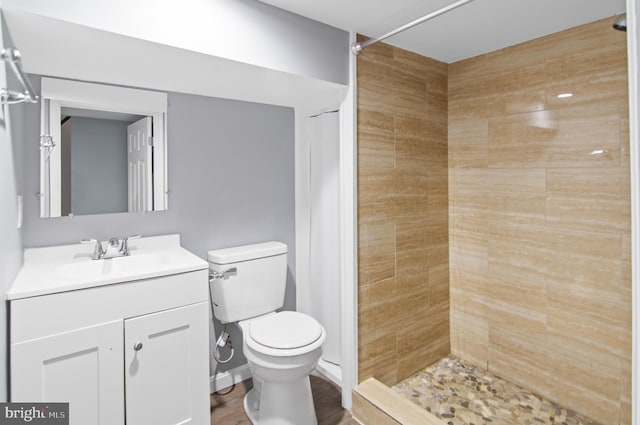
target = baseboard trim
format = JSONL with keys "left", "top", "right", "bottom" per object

{"left": 210, "top": 364, "right": 252, "bottom": 394}
{"left": 313, "top": 359, "right": 342, "bottom": 388}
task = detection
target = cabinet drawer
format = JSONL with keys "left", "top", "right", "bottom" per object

{"left": 11, "top": 270, "right": 208, "bottom": 343}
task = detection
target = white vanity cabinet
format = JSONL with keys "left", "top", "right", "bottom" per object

{"left": 12, "top": 320, "right": 125, "bottom": 424}
{"left": 124, "top": 303, "right": 208, "bottom": 425}
{"left": 9, "top": 268, "right": 210, "bottom": 425}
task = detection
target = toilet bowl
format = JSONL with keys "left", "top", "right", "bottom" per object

{"left": 239, "top": 311, "right": 326, "bottom": 425}
{"left": 207, "top": 242, "right": 327, "bottom": 425}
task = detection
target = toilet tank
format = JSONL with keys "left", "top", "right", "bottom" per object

{"left": 207, "top": 241, "right": 287, "bottom": 324}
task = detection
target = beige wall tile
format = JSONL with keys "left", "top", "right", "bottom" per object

{"left": 395, "top": 116, "right": 447, "bottom": 170}
{"left": 428, "top": 168, "right": 449, "bottom": 213}
{"left": 546, "top": 167, "right": 631, "bottom": 233}
{"left": 546, "top": 284, "right": 629, "bottom": 357}
{"left": 359, "top": 333, "right": 398, "bottom": 386}
{"left": 487, "top": 223, "right": 552, "bottom": 284}
{"left": 545, "top": 51, "right": 628, "bottom": 110}
{"left": 396, "top": 215, "right": 447, "bottom": 271}
{"left": 487, "top": 106, "right": 621, "bottom": 168}
{"left": 357, "top": 38, "right": 450, "bottom": 387}
{"left": 358, "top": 279, "right": 401, "bottom": 346}
{"left": 397, "top": 310, "right": 450, "bottom": 381}
{"left": 448, "top": 117, "right": 488, "bottom": 168}
{"left": 358, "top": 168, "right": 396, "bottom": 223}
{"left": 449, "top": 272, "right": 491, "bottom": 315}
{"left": 449, "top": 229, "right": 488, "bottom": 272}
{"left": 541, "top": 16, "right": 628, "bottom": 62}
{"left": 449, "top": 17, "right": 631, "bottom": 424}
{"left": 428, "top": 91, "right": 448, "bottom": 124}
{"left": 358, "top": 57, "right": 427, "bottom": 119}
{"left": 359, "top": 222, "right": 396, "bottom": 286}
{"left": 358, "top": 109, "right": 395, "bottom": 170}
{"left": 359, "top": 278, "right": 399, "bottom": 310}
{"left": 449, "top": 61, "right": 546, "bottom": 119}
{"left": 449, "top": 308, "right": 489, "bottom": 367}
{"left": 488, "top": 327, "right": 621, "bottom": 424}
{"left": 429, "top": 263, "right": 450, "bottom": 315}
{"left": 543, "top": 230, "right": 622, "bottom": 291}
{"left": 391, "top": 168, "right": 430, "bottom": 218}
{"left": 392, "top": 273, "right": 431, "bottom": 327}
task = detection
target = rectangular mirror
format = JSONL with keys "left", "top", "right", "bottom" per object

{"left": 40, "top": 78, "right": 168, "bottom": 218}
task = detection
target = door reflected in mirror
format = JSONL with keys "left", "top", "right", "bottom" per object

{"left": 60, "top": 109, "right": 149, "bottom": 216}
{"left": 40, "top": 78, "right": 168, "bottom": 218}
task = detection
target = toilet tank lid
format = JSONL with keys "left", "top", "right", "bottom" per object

{"left": 207, "top": 241, "right": 287, "bottom": 264}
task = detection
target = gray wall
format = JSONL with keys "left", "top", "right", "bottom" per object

{"left": 18, "top": 78, "right": 295, "bottom": 372}
{"left": 227, "top": 0, "right": 350, "bottom": 85}
{"left": 0, "top": 101, "right": 21, "bottom": 403}
{"left": 0, "top": 10, "right": 23, "bottom": 401}
{"left": 69, "top": 117, "right": 129, "bottom": 215}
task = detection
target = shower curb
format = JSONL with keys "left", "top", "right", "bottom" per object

{"left": 352, "top": 378, "right": 444, "bottom": 425}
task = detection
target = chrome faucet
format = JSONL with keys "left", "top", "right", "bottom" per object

{"left": 81, "top": 238, "right": 105, "bottom": 260}
{"left": 81, "top": 235, "right": 141, "bottom": 260}
{"left": 120, "top": 235, "right": 141, "bottom": 256}
{"left": 103, "top": 238, "right": 122, "bottom": 259}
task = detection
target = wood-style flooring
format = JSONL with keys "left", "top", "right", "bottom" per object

{"left": 210, "top": 375, "right": 359, "bottom": 425}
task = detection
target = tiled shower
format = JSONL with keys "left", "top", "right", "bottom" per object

{"left": 357, "top": 16, "right": 630, "bottom": 425}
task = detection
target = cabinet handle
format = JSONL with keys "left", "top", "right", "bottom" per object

{"left": 133, "top": 342, "right": 143, "bottom": 351}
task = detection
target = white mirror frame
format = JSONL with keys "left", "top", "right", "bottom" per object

{"left": 40, "top": 77, "right": 168, "bottom": 217}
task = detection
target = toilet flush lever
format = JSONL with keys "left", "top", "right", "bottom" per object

{"left": 209, "top": 267, "right": 237, "bottom": 281}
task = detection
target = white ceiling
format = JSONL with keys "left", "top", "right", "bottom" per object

{"left": 258, "top": 0, "right": 626, "bottom": 63}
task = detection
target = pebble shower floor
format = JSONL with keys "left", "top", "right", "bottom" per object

{"left": 392, "top": 356, "right": 602, "bottom": 425}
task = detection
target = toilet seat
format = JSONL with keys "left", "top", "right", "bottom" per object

{"left": 250, "top": 311, "right": 323, "bottom": 349}
{"left": 244, "top": 311, "right": 325, "bottom": 357}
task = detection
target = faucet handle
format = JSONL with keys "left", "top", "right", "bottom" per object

{"left": 120, "top": 235, "right": 141, "bottom": 256}
{"left": 81, "top": 239, "right": 105, "bottom": 260}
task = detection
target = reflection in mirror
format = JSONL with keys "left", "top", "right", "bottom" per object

{"left": 40, "top": 78, "right": 168, "bottom": 218}
{"left": 60, "top": 108, "right": 146, "bottom": 216}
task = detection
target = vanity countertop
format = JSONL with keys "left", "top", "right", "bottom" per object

{"left": 8, "top": 234, "right": 208, "bottom": 300}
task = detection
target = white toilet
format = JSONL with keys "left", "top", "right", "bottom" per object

{"left": 208, "top": 242, "right": 326, "bottom": 425}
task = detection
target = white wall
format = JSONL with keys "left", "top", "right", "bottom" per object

{"left": 0, "top": 8, "right": 23, "bottom": 401}
{"left": 2, "top": 0, "right": 348, "bottom": 86}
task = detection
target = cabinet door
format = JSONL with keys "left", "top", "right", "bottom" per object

{"left": 125, "top": 302, "right": 209, "bottom": 425}
{"left": 11, "top": 320, "right": 124, "bottom": 425}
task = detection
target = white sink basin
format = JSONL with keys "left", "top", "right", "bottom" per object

{"left": 9, "top": 234, "right": 208, "bottom": 300}
{"left": 54, "top": 252, "right": 170, "bottom": 280}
